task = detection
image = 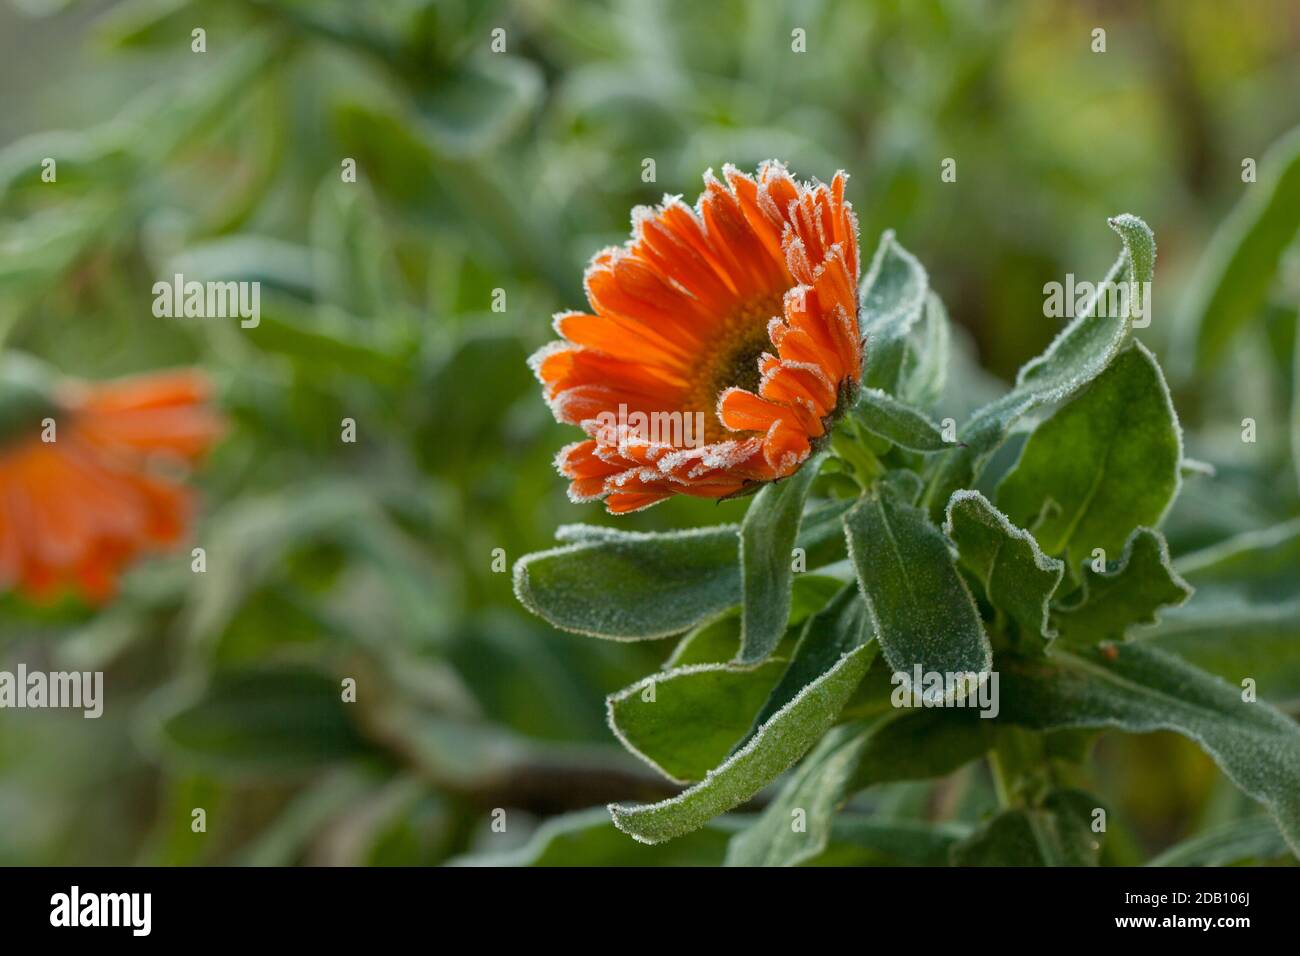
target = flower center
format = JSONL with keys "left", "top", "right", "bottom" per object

{"left": 684, "top": 293, "right": 783, "bottom": 444}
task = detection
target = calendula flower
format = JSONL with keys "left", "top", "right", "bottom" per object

{"left": 0, "top": 356, "right": 223, "bottom": 604}
{"left": 532, "top": 161, "right": 862, "bottom": 513}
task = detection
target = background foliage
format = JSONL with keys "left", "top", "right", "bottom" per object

{"left": 1, "top": 0, "right": 1298, "bottom": 865}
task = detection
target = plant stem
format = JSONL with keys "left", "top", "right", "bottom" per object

{"left": 830, "top": 426, "right": 884, "bottom": 488}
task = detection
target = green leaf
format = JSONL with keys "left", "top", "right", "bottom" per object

{"left": 899, "top": 292, "right": 951, "bottom": 409}
{"left": 1052, "top": 528, "right": 1192, "bottom": 644}
{"left": 859, "top": 230, "right": 929, "bottom": 395}
{"left": 517, "top": 503, "right": 853, "bottom": 641}
{"left": 844, "top": 490, "right": 992, "bottom": 699}
{"left": 1182, "top": 125, "right": 1300, "bottom": 373}
{"left": 809, "top": 816, "right": 972, "bottom": 867}
{"left": 999, "top": 643, "right": 1300, "bottom": 856}
{"left": 1145, "top": 513, "right": 1300, "bottom": 700}
{"left": 450, "top": 807, "right": 734, "bottom": 866}
{"left": 922, "top": 214, "right": 1156, "bottom": 519}
{"left": 608, "top": 644, "right": 874, "bottom": 844}
{"left": 853, "top": 387, "right": 953, "bottom": 452}
{"left": 1144, "top": 601, "right": 1300, "bottom": 705}
{"left": 607, "top": 659, "right": 787, "bottom": 784}
{"left": 1147, "top": 816, "right": 1291, "bottom": 867}
{"left": 514, "top": 525, "right": 741, "bottom": 640}
{"left": 996, "top": 341, "right": 1182, "bottom": 564}
{"left": 665, "top": 577, "right": 844, "bottom": 670}
{"left": 944, "top": 490, "right": 1065, "bottom": 643}
{"left": 951, "top": 789, "right": 1103, "bottom": 866}
{"left": 739, "top": 452, "right": 826, "bottom": 662}
{"left": 751, "top": 584, "right": 874, "bottom": 731}
{"left": 415, "top": 55, "right": 543, "bottom": 158}
{"left": 1173, "top": 517, "right": 1300, "bottom": 604}
{"left": 150, "top": 666, "right": 369, "bottom": 778}
{"left": 665, "top": 613, "right": 740, "bottom": 667}
{"left": 310, "top": 179, "right": 406, "bottom": 321}
{"left": 726, "top": 708, "right": 994, "bottom": 866}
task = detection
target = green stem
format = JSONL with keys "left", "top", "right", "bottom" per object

{"left": 830, "top": 425, "right": 884, "bottom": 488}
{"left": 987, "top": 749, "right": 1014, "bottom": 809}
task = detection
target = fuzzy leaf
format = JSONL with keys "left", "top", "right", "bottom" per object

{"left": 608, "top": 644, "right": 873, "bottom": 844}
{"left": 608, "top": 660, "right": 787, "bottom": 784}
{"left": 814, "top": 817, "right": 972, "bottom": 866}
{"left": 726, "top": 708, "right": 994, "bottom": 866}
{"left": 950, "top": 789, "right": 1103, "bottom": 866}
{"left": 853, "top": 387, "right": 953, "bottom": 451}
{"left": 518, "top": 500, "right": 854, "bottom": 640}
{"left": 513, "top": 525, "right": 742, "bottom": 640}
{"left": 750, "top": 583, "right": 874, "bottom": 731}
{"left": 859, "top": 230, "right": 929, "bottom": 395}
{"left": 999, "top": 643, "right": 1300, "bottom": 856}
{"left": 739, "top": 452, "right": 826, "bottom": 662}
{"left": 922, "top": 214, "right": 1156, "bottom": 519}
{"left": 1144, "top": 601, "right": 1300, "bottom": 704}
{"left": 1183, "top": 125, "right": 1300, "bottom": 372}
{"left": 997, "top": 342, "right": 1181, "bottom": 564}
{"left": 666, "top": 613, "right": 741, "bottom": 668}
{"left": 450, "top": 807, "right": 734, "bottom": 866}
{"left": 1147, "top": 817, "right": 1291, "bottom": 867}
{"left": 844, "top": 490, "right": 992, "bottom": 699}
{"left": 899, "top": 292, "right": 951, "bottom": 409}
{"left": 1052, "top": 528, "right": 1192, "bottom": 644}
{"left": 944, "top": 490, "right": 1065, "bottom": 643}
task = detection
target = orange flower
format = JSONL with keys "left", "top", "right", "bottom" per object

{"left": 0, "top": 359, "right": 223, "bottom": 604}
{"left": 532, "top": 161, "right": 862, "bottom": 513}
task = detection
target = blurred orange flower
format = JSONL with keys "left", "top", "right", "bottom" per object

{"left": 0, "top": 360, "right": 223, "bottom": 604}
{"left": 532, "top": 161, "right": 862, "bottom": 513}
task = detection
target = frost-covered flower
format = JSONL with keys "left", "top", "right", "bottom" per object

{"left": 532, "top": 162, "right": 862, "bottom": 513}
{"left": 0, "top": 357, "right": 223, "bottom": 603}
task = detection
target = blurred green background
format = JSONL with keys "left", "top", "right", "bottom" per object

{"left": 0, "top": 0, "right": 1297, "bottom": 865}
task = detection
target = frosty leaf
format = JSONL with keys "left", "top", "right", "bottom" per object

{"left": 666, "top": 574, "right": 844, "bottom": 668}
{"left": 997, "top": 342, "right": 1181, "bottom": 565}
{"left": 922, "top": 214, "right": 1156, "bottom": 520}
{"left": 739, "top": 451, "right": 827, "bottom": 662}
{"left": 859, "top": 230, "right": 929, "bottom": 394}
{"left": 608, "top": 644, "right": 873, "bottom": 844}
{"left": 725, "top": 708, "right": 994, "bottom": 866}
{"left": 789, "top": 573, "right": 851, "bottom": 626}
{"left": 749, "top": 583, "right": 874, "bottom": 732}
{"left": 450, "top": 807, "right": 734, "bottom": 866}
{"left": 1052, "top": 528, "right": 1192, "bottom": 645}
{"left": 944, "top": 490, "right": 1065, "bottom": 644}
{"left": 999, "top": 643, "right": 1300, "bottom": 856}
{"left": 665, "top": 613, "right": 740, "bottom": 668}
{"left": 899, "top": 292, "right": 951, "bottom": 409}
{"left": 853, "top": 387, "right": 953, "bottom": 452}
{"left": 844, "top": 490, "right": 992, "bottom": 699}
{"left": 950, "top": 789, "right": 1103, "bottom": 866}
{"left": 1147, "top": 816, "right": 1291, "bottom": 867}
{"left": 517, "top": 502, "right": 852, "bottom": 641}
{"left": 607, "top": 660, "right": 787, "bottom": 784}
{"left": 1182, "top": 125, "right": 1300, "bottom": 373}
{"left": 512, "top": 525, "right": 741, "bottom": 640}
